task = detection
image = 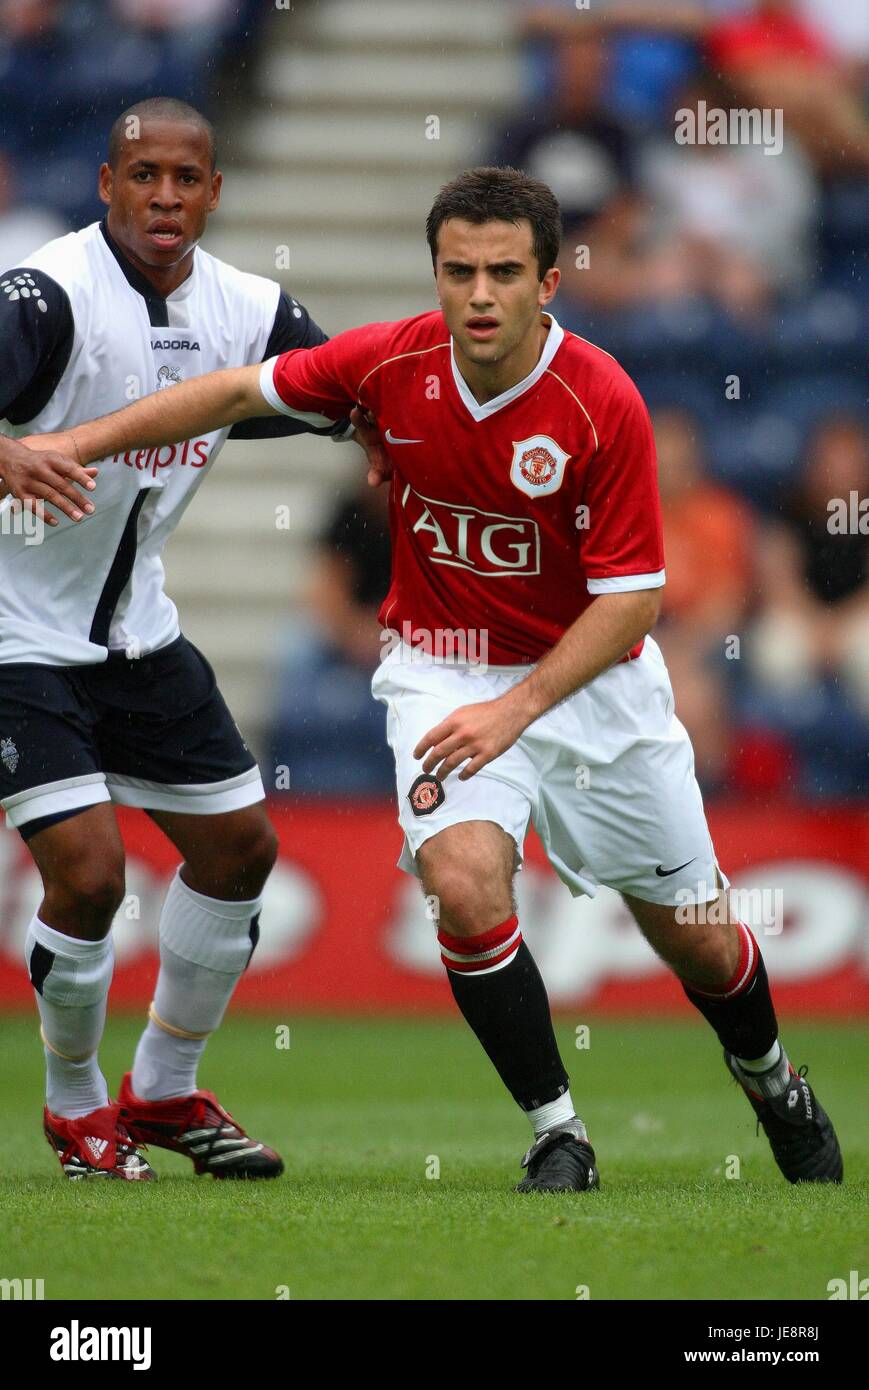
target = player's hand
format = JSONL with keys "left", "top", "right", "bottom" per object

{"left": 0, "top": 434, "right": 99, "bottom": 525}
{"left": 350, "top": 406, "right": 391, "bottom": 488}
{"left": 414, "top": 695, "right": 528, "bottom": 781}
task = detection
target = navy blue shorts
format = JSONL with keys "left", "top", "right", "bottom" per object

{"left": 0, "top": 635, "right": 263, "bottom": 840}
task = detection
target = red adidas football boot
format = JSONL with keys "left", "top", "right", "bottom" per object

{"left": 44, "top": 1101, "right": 156, "bottom": 1180}
{"left": 117, "top": 1073, "right": 284, "bottom": 1179}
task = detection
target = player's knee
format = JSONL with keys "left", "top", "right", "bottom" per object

{"left": 420, "top": 859, "right": 510, "bottom": 935}
{"left": 45, "top": 859, "right": 126, "bottom": 933}
{"left": 193, "top": 816, "right": 278, "bottom": 898}
{"left": 245, "top": 820, "right": 279, "bottom": 884}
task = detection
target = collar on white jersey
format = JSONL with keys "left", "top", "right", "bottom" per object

{"left": 99, "top": 218, "right": 174, "bottom": 329}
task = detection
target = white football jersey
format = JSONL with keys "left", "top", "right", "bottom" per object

{"left": 0, "top": 220, "right": 325, "bottom": 666}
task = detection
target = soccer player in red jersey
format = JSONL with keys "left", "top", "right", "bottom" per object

{"left": 34, "top": 167, "right": 842, "bottom": 1191}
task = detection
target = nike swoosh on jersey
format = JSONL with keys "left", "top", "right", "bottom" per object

{"left": 655, "top": 858, "right": 696, "bottom": 877}
{"left": 385, "top": 429, "right": 424, "bottom": 444}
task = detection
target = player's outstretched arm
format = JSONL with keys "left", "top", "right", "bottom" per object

{"left": 32, "top": 364, "right": 272, "bottom": 467}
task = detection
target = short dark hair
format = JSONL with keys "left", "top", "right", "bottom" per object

{"left": 108, "top": 98, "right": 217, "bottom": 171}
{"left": 426, "top": 166, "right": 562, "bottom": 280}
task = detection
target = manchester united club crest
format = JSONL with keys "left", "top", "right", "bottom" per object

{"left": 1, "top": 737, "right": 19, "bottom": 774}
{"left": 408, "top": 773, "right": 445, "bottom": 817}
{"left": 510, "top": 434, "right": 570, "bottom": 499}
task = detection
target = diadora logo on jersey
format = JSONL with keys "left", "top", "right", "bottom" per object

{"left": 113, "top": 439, "right": 211, "bottom": 477}
{"left": 151, "top": 339, "right": 200, "bottom": 351}
{"left": 400, "top": 483, "right": 540, "bottom": 577}
{"left": 156, "top": 364, "right": 182, "bottom": 390}
{"left": 0, "top": 737, "right": 19, "bottom": 774}
{"left": 510, "top": 435, "right": 570, "bottom": 499}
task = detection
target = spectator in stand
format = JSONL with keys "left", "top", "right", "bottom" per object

{"left": 267, "top": 482, "right": 394, "bottom": 796}
{"left": 0, "top": 0, "right": 258, "bottom": 226}
{"left": 521, "top": 1, "right": 869, "bottom": 175}
{"left": 555, "top": 72, "right": 814, "bottom": 322}
{"left": 705, "top": 0, "right": 869, "bottom": 176}
{"left": 0, "top": 153, "right": 67, "bottom": 268}
{"left": 749, "top": 417, "right": 869, "bottom": 715}
{"left": 652, "top": 407, "right": 757, "bottom": 789}
{"left": 517, "top": 0, "right": 706, "bottom": 127}
{"left": 637, "top": 68, "right": 817, "bottom": 311}
{"left": 110, "top": 0, "right": 237, "bottom": 80}
{"left": 494, "top": 34, "right": 635, "bottom": 232}
{"left": 795, "top": 0, "right": 869, "bottom": 84}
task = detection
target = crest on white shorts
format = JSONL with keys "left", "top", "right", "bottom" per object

{"left": 510, "top": 435, "right": 570, "bottom": 499}
{"left": 1, "top": 737, "right": 19, "bottom": 774}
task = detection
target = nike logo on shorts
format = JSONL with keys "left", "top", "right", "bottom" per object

{"left": 385, "top": 428, "right": 424, "bottom": 444}
{"left": 655, "top": 858, "right": 696, "bottom": 877}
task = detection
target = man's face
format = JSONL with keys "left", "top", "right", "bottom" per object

{"left": 99, "top": 121, "right": 221, "bottom": 269}
{"left": 434, "top": 218, "right": 559, "bottom": 368}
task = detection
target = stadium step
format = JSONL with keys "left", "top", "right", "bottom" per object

{"left": 290, "top": 0, "right": 512, "bottom": 50}
{"left": 259, "top": 48, "right": 519, "bottom": 109}
{"left": 217, "top": 169, "right": 442, "bottom": 229}
{"left": 237, "top": 110, "right": 493, "bottom": 173}
{"left": 205, "top": 227, "right": 434, "bottom": 292}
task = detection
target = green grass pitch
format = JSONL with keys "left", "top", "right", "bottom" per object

{"left": 1, "top": 1015, "right": 866, "bottom": 1301}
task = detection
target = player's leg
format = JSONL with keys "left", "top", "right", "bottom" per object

{"left": 537, "top": 636, "right": 841, "bottom": 1184}
{"left": 623, "top": 886, "right": 842, "bottom": 1183}
{"left": 416, "top": 820, "right": 598, "bottom": 1194}
{"left": 25, "top": 809, "right": 155, "bottom": 1178}
{"left": 0, "top": 662, "right": 153, "bottom": 1178}
{"left": 127, "top": 804, "right": 276, "bottom": 1104}
{"left": 372, "top": 646, "right": 598, "bottom": 1193}
{"left": 25, "top": 806, "right": 124, "bottom": 1120}
{"left": 88, "top": 637, "right": 282, "bottom": 1177}
{"left": 117, "top": 804, "right": 282, "bottom": 1179}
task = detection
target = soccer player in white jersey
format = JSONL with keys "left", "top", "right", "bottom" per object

{"left": 0, "top": 97, "right": 385, "bottom": 1180}
{"left": 30, "top": 167, "right": 843, "bottom": 1191}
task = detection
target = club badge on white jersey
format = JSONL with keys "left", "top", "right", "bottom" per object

{"left": 509, "top": 434, "right": 570, "bottom": 499}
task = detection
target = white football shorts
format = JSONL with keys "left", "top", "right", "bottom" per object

{"left": 371, "top": 636, "right": 728, "bottom": 906}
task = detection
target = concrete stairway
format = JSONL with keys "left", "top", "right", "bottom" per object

{"left": 162, "top": 0, "right": 518, "bottom": 759}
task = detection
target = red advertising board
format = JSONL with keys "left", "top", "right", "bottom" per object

{"left": 0, "top": 801, "right": 866, "bottom": 1015}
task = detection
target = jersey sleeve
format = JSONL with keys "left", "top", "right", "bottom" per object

{"left": 0, "top": 268, "right": 74, "bottom": 424}
{"left": 258, "top": 321, "right": 393, "bottom": 426}
{"left": 578, "top": 374, "right": 665, "bottom": 593}
{"left": 229, "top": 289, "right": 343, "bottom": 440}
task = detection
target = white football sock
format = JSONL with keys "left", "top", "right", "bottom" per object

{"left": 734, "top": 1040, "right": 792, "bottom": 1097}
{"left": 527, "top": 1089, "right": 579, "bottom": 1137}
{"left": 737, "top": 1041, "right": 781, "bottom": 1072}
{"left": 24, "top": 915, "right": 112, "bottom": 1119}
{"left": 131, "top": 869, "right": 263, "bottom": 1101}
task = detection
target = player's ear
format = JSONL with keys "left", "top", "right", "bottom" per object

{"left": 538, "top": 265, "right": 560, "bottom": 307}
{"left": 98, "top": 162, "right": 113, "bottom": 208}
{"left": 208, "top": 170, "right": 223, "bottom": 213}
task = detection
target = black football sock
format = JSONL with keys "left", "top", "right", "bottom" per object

{"left": 682, "top": 920, "right": 780, "bottom": 1060}
{"left": 438, "top": 915, "right": 571, "bottom": 1116}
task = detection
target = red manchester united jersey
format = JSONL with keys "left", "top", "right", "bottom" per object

{"left": 260, "top": 311, "right": 665, "bottom": 665}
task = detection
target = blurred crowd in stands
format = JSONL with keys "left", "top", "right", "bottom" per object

{"left": 0, "top": 0, "right": 260, "bottom": 249}
{"left": 271, "top": 0, "right": 867, "bottom": 803}
{"left": 1, "top": 0, "right": 865, "bottom": 802}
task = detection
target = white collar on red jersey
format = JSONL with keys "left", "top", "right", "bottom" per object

{"left": 449, "top": 312, "right": 565, "bottom": 422}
